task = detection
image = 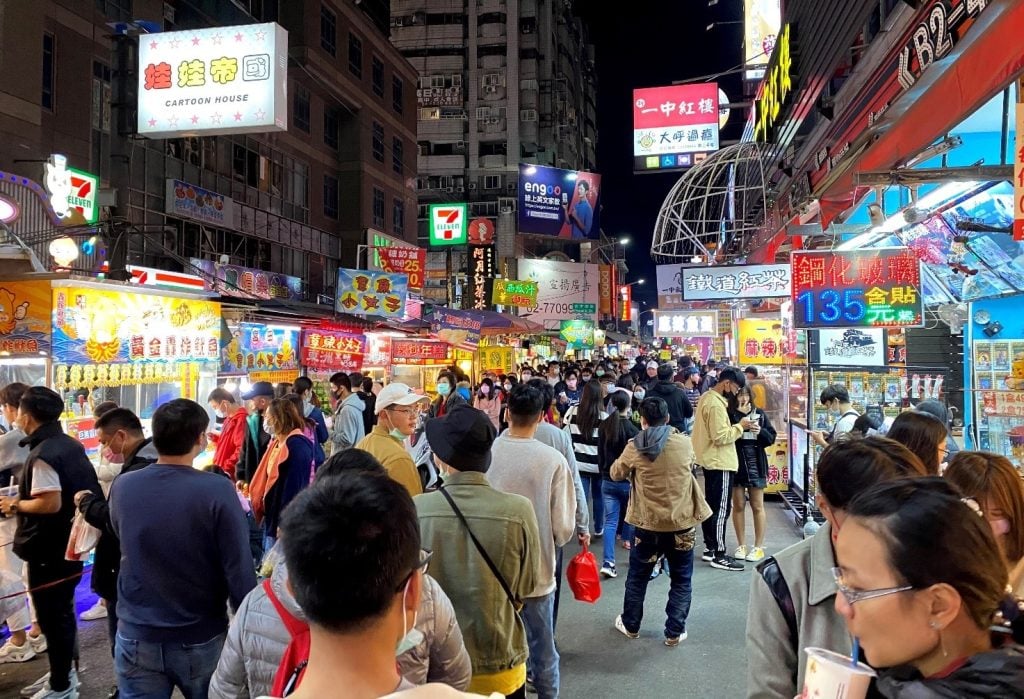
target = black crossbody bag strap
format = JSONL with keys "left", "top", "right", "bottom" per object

{"left": 438, "top": 486, "right": 522, "bottom": 611}
{"left": 757, "top": 556, "right": 798, "bottom": 653}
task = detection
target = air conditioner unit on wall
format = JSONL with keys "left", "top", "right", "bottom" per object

{"left": 468, "top": 183, "right": 478, "bottom": 190}
{"left": 506, "top": 183, "right": 515, "bottom": 192}
{"left": 445, "top": 187, "right": 454, "bottom": 193}
{"left": 500, "top": 206, "right": 512, "bottom": 214}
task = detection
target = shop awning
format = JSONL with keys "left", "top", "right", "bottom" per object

{"left": 817, "top": 0, "right": 1024, "bottom": 227}
{"left": 604, "top": 330, "right": 633, "bottom": 344}
{"left": 475, "top": 310, "right": 546, "bottom": 336}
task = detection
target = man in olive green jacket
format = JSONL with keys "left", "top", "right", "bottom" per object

{"left": 610, "top": 397, "right": 712, "bottom": 646}
{"left": 416, "top": 405, "right": 541, "bottom": 698}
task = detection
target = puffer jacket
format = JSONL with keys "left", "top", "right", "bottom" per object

{"left": 875, "top": 645, "right": 1024, "bottom": 698}
{"left": 209, "top": 559, "right": 471, "bottom": 699}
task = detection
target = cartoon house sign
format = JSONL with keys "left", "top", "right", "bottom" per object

{"left": 44, "top": 154, "right": 100, "bottom": 225}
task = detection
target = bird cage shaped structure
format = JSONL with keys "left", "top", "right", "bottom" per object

{"left": 650, "top": 142, "right": 773, "bottom": 263}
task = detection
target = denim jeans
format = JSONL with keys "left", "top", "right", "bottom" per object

{"left": 521, "top": 592, "right": 560, "bottom": 699}
{"left": 601, "top": 480, "right": 633, "bottom": 567}
{"left": 579, "top": 472, "right": 604, "bottom": 535}
{"left": 620, "top": 527, "right": 696, "bottom": 639}
{"left": 115, "top": 631, "right": 226, "bottom": 699}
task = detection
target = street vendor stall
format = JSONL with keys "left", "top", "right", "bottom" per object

{"left": 0, "top": 279, "right": 51, "bottom": 389}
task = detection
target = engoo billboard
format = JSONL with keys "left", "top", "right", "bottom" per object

{"left": 517, "top": 164, "right": 602, "bottom": 240}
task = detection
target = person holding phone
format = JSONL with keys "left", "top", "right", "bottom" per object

{"left": 727, "top": 385, "right": 776, "bottom": 563}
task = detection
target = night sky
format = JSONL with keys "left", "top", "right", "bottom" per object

{"left": 579, "top": 0, "right": 746, "bottom": 311}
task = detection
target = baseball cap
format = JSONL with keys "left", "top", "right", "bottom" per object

{"left": 375, "top": 382, "right": 429, "bottom": 415}
{"left": 646, "top": 360, "right": 659, "bottom": 369}
{"left": 425, "top": 404, "right": 496, "bottom": 472}
{"left": 241, "top": 381, "right": 275, "bottom": 400}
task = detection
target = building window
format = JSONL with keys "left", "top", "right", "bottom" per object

{"left": 41, "top": 33, "right": 55, "bottom": 111}
{"left": 372, "top": 57, "right": 384, "bottom": 98}
{"left": 372, "top": 121, "right": 384, "bottom": 162}
{"left": 373, "top": 187, "right": 385, "bottom": 228}
{"left": 392, "top": 137, "right": 403, "bottom": 175}
{"left": 392, "top": 76, "right": 404, "bottom": 114}
{"left": 320, "top": 5, "right": 336, "bottom": 56}
{"left": 323, "top": 174, "right": 339, "bottom": 219}
{"left": 293, "top": 85, "right": 310, "bottom": 133}
{"left": 348, "top": 33, "right": 362, "bottom": 78}
{"left": 393, "top": 197, "right": 405, "bottom": 236}
{"left": 484, "top": 175, "right": 501, "bottom": 190}
{"left": 324, "top": 106, "right": 339, "bottom": 149}
{"left": 91, "top": 61, "right": 111, "bottom": 180}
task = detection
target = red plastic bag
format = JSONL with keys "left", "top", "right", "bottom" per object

{"left": 566, "top": 548, "right": 601, "bottom": 603}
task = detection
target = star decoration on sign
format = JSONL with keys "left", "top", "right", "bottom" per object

{"left": 254, "top": 108, "right": 266, "bottom": 120}
{"left": 168, "top": 116, "right": 179, "bottom": 128}
{"left": 234, "top": 111, "right": 243, "bottom": 121}
{"left": 191, "top": 36, "right": 201, "bottom": 46}
{"left": 148, "top": 118, "right": 157, "bottom": 127}
{"left": 149, "top": 41, "right": 158, "bottom": 50}
{"left": 169, "top": 38, "right": 181, "bottom": 49}
{"left": 211, "top": 112, "right": 222, "bottom": 124}
{"left": 212, "top": 33, "right": 223, "bottom": 45}
{"left": 234, "top": 32, "right": 244, "bottom": 42}
{"left": 191, "top": 114, "right": 200, "bottom": 124}
{"left": 254, "top": 30, "right": 266, "bottom": 41}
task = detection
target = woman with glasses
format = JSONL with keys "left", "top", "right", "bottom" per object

{"left": 833, "top": 476, "right": 1024, "bottom": 697}
{"left": 945, "top": 452, "right": 1024, "bottom": 598}
{"left": 885, "top": 409, "right": 949, "bottom": 475}
{"left": 745, "top": 437, "right": 928, "bottom": 699}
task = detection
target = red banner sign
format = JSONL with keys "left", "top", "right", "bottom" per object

{"left": 301, "top": 329, "right": 367, "bottom": 372}
{"left": 391, "top": 339, "right": 450, "bottom": 365}
{"left": 377, "top": 246, "right": 425, "bottom": 292}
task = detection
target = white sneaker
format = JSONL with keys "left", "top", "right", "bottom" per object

{"left": 614, "top": 614, "right": 639, "bottom": 639}
{"left": 20, "top": 671, "right": 78, "bottom": 699}
{"left": 28, "top": 634, "right": 47, "bottom": 654}
{"left": 80, "top": 600, "right": 108, "bottom": 621}
{"left": 0, "top": 639, "right": 37, "bottom": 663}
{"left": 733, "top": 545, "right": 748, "bottom": 560}
{"left": 600, "top": 563, "right": 617, "bottom": 579}
{"left": 29, "top": 685, "right": 78, "bottom": 699}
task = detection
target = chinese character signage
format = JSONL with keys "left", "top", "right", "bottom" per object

{"left": 654, "top": 310, "right": 718, "bottom": 337}
{"left": 52, "top": 286, "right": 221, "bottom": 366}
{"left": 681, "top": 263, "right": 791, "bottom": 300}
{"left": 336, "top": 268, "right": 408, "bottom": 318}
{"left": 619, "top": 285, "right": 632, "bottom": 322}
{"left": 791, "top": 249, "right": 924, "bottom": 329}
{"left": 491, "top": 279, "right": 538, "bottom": 308}
{"left": 516, "top": 258, "right": 599, "bottom": 326}
{"left": 816, "top": 328, "right": 886, "bottom": 368}
{"left": 466, "top": 245, "right": 495, "bottom": 311}
{"left": 0, "top": 281, "right": 51, "bottom": 357}
{"left": 137, "top": 22, "right": 288, "bottom": 137}
{"left": 300, "top": 328, "right": 366, "bottom": 373}
{"left": 754, "top": 23, "right": 794, "bottom": 143}
{"left": 560, "top": 320, "right": 596, "bottom": 350}
{"left": 377, "top": 246, "right": 426, "bottom": 292}
{"left": 480, "top": 346, "right": 513, "bottom": 373}
{"left": 222, "top": 322, "right": 299, "bottom": 374}
{"left": 167, "top": 180, "right": 236, "bottom": 229}
{"left": 433, "top": 308, "right": 485, "bottom": 348}
{"left": 391, "top": 339, "right": 450, "bottom": 365}
{"left": 744, "top": 0, "right": 781, "bottom": 80}
{"left": 44, "top": 155, "right": 99, "bottom": 225}
{"left": 632, "top": 84, "right": 719, "bottom": 173}
{"left": 429, "top": 203, "right": 468, "bottom": 246}
{"left": 190, "top": 258, "right": 302, "bottom": 301}
{"left": 518, "top": 164, "right": 602, "bottom": 240}
{"left": 737, "top": 318, "right": 802, "bottom": 366}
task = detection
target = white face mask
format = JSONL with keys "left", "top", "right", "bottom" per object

{"left": 396, "top": 576, "right": 421, "bottom": 656}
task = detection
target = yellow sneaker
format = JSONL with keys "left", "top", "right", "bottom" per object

{"left": 745, "top": 546, "right": 766, "bottom": 562}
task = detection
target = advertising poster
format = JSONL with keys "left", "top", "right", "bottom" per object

{"left": 744, "top": 0, "right": 781, "bottom": 80}
{"left": 815, "top": 328, "right": 887, "bottom": 367}
{"left": 433, "top": 308, "right": 485, "bottom": 348}
{"left": 376, "top": 246, "right": 426, "bottom": 292}
{"left": 653, "top": 310, "right": 718, "bottom": 337}
{"left": 656, "top": 263, "right": 686, "bottom": 309}
{"left": 791, "top": 249, "right": 924, "bottom": 329}
{"left": 137, "top": 22, "right": 288, "bottom": 137}
{"left": 190, "top": 258, "right": 302, "bottom": 301}
{"left": 518, "top": 164, "right": 602, "bottom": 240}
{"left": 516, "top": 258, "right": 600, "bottom": 327}
{"left": 681, "top": 263, "right": 791, "bottom": 300}
{"left": 335, "top": 268, "right": 408, "bottom": 318}
{"left": 480, "top": 346, "right": 514, "bottom": 374}
{"left": 560, "top": 320, "right": 596, "bottom": 350}
{"left": 632, "top": 83, "right": 719, "bottom": 172}
{"left": 491, "top": 280, "right": 538, "bottom": 308}
{"left": 52, "top": 286, "right": 220, "bottom": 365}
{"left": 738, "top": 318, "right": 794, "bottom": 366}
{"left": 221, "top": 322, "right": 299, "bottom": 374}
{"left": 301, "top": 328, "right": 366, "bottom": 373}
{"left": 168, "top": 181, "right": 235, "bottom": 229}
{"left": 0, "top": 280, "right": 52, "bottom": 357}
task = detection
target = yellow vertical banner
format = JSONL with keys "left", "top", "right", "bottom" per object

{"left": 480, "top": 346, "right": 513, "bottom": 373}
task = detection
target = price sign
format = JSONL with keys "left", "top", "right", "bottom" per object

{"left": 492, "top": 279, "right": 538, "bottom": 308}
{"left": 791, "top": 249, "right": 924, "bottom": 329}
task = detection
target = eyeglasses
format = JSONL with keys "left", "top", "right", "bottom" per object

{"left": 397, "top": 549, "right": 433, "bottom": 591}
{"left": 386, "top": 406, "right": 420, "bottom": 416}
{"left": 831, "top": 567, "right": 914, "bottom": 605}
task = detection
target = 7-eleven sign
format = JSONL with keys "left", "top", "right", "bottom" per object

{"left": 429, "top": 203, "right": 468, "bottom": 246}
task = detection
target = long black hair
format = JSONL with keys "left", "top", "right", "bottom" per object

{"left": 598, "top": 390, "right": 631, "bottom": 447}
{"left": 574, "top": 379, "right": 604, "bottom": 436}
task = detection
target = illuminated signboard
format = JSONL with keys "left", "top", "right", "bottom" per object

{"left": 753, "top": 23, "right": 794, "bottom": 143}
{"left": 466, "top": 244, "right": 495, "bottom": 311}
{"left": 791, "top": 249, "right": 924, "bottom": 329}
{"left": 653, "top": 310, "right": 719, "bottom": 337}
{"left": 44, "top": 155, "right": 99, "bottom": 225}
{"left": 518, "top": 164, "right": 602, "bottom": 239}
{"left": 377, "top": 246, "right": 426, "bottom": 292}
{"left": 335, "top": 268, "right": 408, "bottom": 317}
{"left": 491, "top": 279, "right": 538, "bottom": 308}
{"left": 391, "top": 338, "right": 450, "bottom": 365}
{"left": 632, "top": 83, "right": 719, "bottom": 173}
{"left": 681, "top": 263, "right": 791, "bottom": 300}
{"left": 1015, "top": 99, "right": 1024, "bottom": 242}
{"left": 560, "top": 320, "right": 595, "bottom": 350}
{"left": 428, "top": 203, "right": 468, "bottom": 246}
{"left": 744, "top": 0, "right": 781, "bottom": 81}
{"left": 137, "top": 22, "right": 288, "bottom": 137}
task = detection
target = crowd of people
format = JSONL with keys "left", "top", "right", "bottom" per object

{"left": 0, "top": 352, "right": 1021, "bottom": 699}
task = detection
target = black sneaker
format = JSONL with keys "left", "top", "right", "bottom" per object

{"left": 701, "top": 548, "right": 714, "bottom": 562}
{"left": 709, "top": 555, "right": 744, "bottom": 572}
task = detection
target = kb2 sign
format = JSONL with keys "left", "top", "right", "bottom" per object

{"left": 898, "top": 0, "right": 992, "bottom": 91}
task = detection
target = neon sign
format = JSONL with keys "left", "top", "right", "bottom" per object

{"left": 791, "top": 249, "right": 924, "bottom": 329}
{"left": 753, "top": 23, "right": 794, "bottom": 143}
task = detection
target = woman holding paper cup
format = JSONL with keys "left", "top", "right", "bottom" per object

{"left": 833, "top": 477, "right": 1024, "bottom": 697}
